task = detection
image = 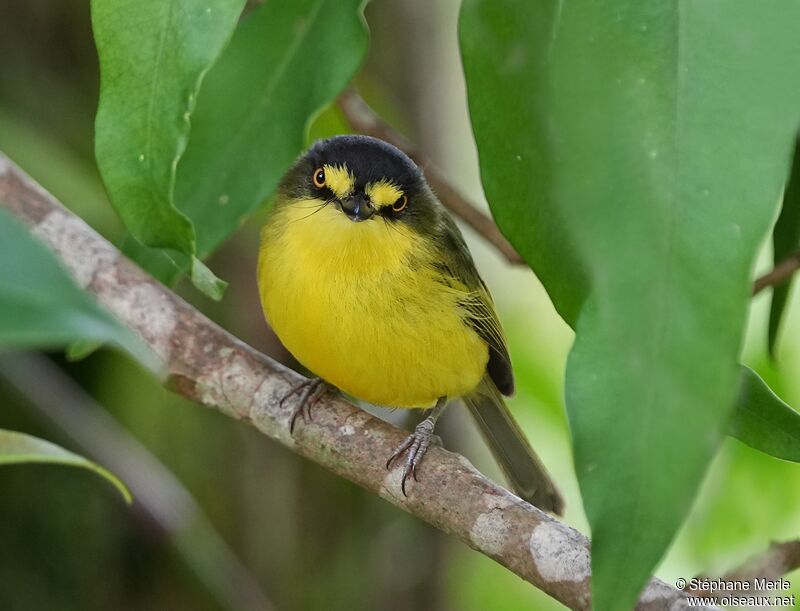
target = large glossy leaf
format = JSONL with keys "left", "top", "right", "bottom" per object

{"left": 461, "top": 2, "right": 586, "bottom": 326}
{"left": 174, "top": 0, "right": 369, "bottom": 258}
{"left": 0, "top": 429, "right": 131, "bottom": 503}
{"left": 0, "top": 208, "right": 157, "bottom": 370}
{"left": 92, "top": 0, "right": 246, "bottom": 297}
{"left": 768, "top": 136, "right": 800, "bottom": 356}
{"left": 460, "top": 2, "right": 800, "bottom": 609}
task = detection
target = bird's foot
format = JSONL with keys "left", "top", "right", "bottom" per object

{"left": 386, "top": 418, "right": 441, "bottom": 496}
{"left": 281, "top": 377, "right": 330, "bottom": 433}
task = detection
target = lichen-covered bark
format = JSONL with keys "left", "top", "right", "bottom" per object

{"left": 0, "top": 154, "right": 714, "bottom": 611}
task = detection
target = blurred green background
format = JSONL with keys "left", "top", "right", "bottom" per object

{"left": 1, "top": 1, "right": 799, "bottom": 609}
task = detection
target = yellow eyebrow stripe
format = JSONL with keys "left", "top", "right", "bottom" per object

{"left": 366, "top": 180, "right": 403, "bottom": 208}
{"left": 323, "top": 164, "right": 354, "bottom": 199}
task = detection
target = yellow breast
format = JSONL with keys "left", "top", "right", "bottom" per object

{"left": 257, "top": 201, "right": 488, "bottom": 408}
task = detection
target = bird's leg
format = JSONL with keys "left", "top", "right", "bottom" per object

{"left": 386, "top": 396, "right": 448, "bottom": 496}
{"left": 280, "top": 377, "right": 331, "bottom": 433}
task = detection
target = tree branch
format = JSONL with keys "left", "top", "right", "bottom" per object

{"left": 753, "top": 250, "right": 800, "bottom": 295}
{"left": 337, "top": 88, "right": 524, "bottom": 265}
{"left": 722, "top": 539, "right": 800, "bottom": 584}
{"left": 0, "top": 154, "right": 711, "bottom": 610}
{"left": 684, "top": 540, "right": 800, "bottom": 602}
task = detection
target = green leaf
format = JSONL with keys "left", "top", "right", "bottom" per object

{"left": 66, "top": 339, "right": 103, "bottom": 362}
{"left": 0, "top": 208, "right": 158, "bottom": 371}
{"left": 0, "top": 429, "right": 131, "bottom": 503}
{"left": 768, "top": 135, "right": 800, "bottom": 356}
{"left": 121, "top": 234, "right": 184, "bottom": 287}
{"left": 461, "top": 2, "right": 586, "bottom": 326}
{"left": 307, "top": 102, "right": 352, "bottom": 146}
{"left": 732, "top": 367, "right": 800, "bottom": 462}
{"left": 190, "top": 256, "right": 227, "bottom": 301}
{"left": 120, "top": 239, "right": 226, "bottom": 300}
{"left": 460, "top": 2, "right": 800, "bottom": 609}
{"left": 92, "top": 0, "right": 246, "bottom": 296}
{"left": 174, "top": 0, "right": 369, "bottom": 259}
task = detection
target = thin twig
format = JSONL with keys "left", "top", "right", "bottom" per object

{"left": 0, "top": 352, "right": 275, "bottom": 611}
{"left": 684, "top": 540, "right": 800, "bottom": 603}
{"left": 722, "top": 539, "right": 800, "bottom": 583}
{"left": 337, "top": 88, "right": 524, "bottom": 265}
{"left": 0, "top": 154, "right": 714, "bottom": 610}
{"left": 753, "top": 250, "right": 800, "bottom": 295}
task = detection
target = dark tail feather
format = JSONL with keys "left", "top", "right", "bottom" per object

{"left": 464, "top": 380, "right": 564, "bottom": 515}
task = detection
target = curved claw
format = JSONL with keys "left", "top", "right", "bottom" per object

{"left": 386, "top": 427, "right": 434, "bottom": 497}
{"left": 386, "top": 435, "right": 415, "bottom": 469}
{"left": 281, "top": 378, "right": 329, "bottom": 433}
{"left": 384, "top": 399, "right": 447, "bottom": 497}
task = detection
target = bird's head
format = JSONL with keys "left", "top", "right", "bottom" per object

{"left": 276, "top": 135, "right": 439, "bottom": 232}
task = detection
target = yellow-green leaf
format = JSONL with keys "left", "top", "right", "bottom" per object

{"left": 0, "top": 429, "right": 131, "bottom": 503}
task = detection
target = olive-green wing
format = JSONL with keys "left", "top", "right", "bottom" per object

{"left": 434, "top": 216, "right": 515, "bottom": 396}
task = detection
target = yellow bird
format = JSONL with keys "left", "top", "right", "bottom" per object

{"left": 258, "top": 135, "right": 563, "bottom": 514}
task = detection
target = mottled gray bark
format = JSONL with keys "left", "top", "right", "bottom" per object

{"left": 0, "top": 154, "right": 714, "bottom": 611}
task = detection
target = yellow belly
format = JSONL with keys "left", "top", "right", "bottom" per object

{"left": 258, "top": 202, "right": 487, "bottom": 408}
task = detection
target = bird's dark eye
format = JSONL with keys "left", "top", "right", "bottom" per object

{"left": 392, "top": 194, "right": 408, "bottom": 213}
{"left": 312, "top": 167, "right": 326, "bottom": 188}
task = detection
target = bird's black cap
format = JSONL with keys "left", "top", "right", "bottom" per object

{"left": 303, "top": 135, "right": 424, "bottom": 195}
{"left": 278, "top": 134, "right": 441, "bottom": 232}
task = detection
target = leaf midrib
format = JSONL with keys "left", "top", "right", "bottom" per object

{"left": 611, "top": 2, "right": 685, "bottom": 586}
{"left": 145, "top": 0, "right": 178, "bottom": 198}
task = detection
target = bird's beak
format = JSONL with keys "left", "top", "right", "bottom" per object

{"left": 339, "top": 194, "right": 375, "bottom": 222}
